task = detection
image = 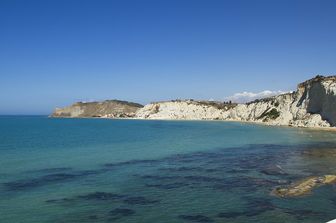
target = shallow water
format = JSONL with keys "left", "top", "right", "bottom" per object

{"left": 1, "top": 116, "right": 336, "bottom": 223}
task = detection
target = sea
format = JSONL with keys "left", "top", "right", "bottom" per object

{"left": 1, "top": 116, "right": 336, "bottom": 223}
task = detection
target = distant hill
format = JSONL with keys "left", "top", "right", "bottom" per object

{"left": 50, "top": 100, "right": 143, "bottom": 118}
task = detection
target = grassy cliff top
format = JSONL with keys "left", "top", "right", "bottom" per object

{"left": 74, "top": 100, "right": 143, "bottom": 108}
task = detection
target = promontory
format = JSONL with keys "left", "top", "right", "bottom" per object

{"left": 51, "top": 75, "right": 336, "bottom": 129}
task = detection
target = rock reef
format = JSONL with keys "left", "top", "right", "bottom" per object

{"left": 272, "top": 175, "right": 336, "bottom": 197}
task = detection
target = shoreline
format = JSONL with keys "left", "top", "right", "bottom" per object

{"left": 49, "top": 116, "right": 336, "bottom": 132}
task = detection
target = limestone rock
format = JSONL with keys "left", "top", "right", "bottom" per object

{"left": 135, "top": 75, "right": 336, "bottom": 128}
{"left": 51, "top": 100, "right": 143, "bottom": 118}
{"left": 272, "top": 175, "right": 336, "bottom": 197}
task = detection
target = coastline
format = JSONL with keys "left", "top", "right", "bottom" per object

{"left": 49, "top": 116, "right": 336, "bottom": 132}
{"left": 131, "top": 117, "right": 336, "bottom": 132}
{"left": 50, "top": 76, "right": 336, "bottom": 130}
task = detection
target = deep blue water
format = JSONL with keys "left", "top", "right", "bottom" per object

{"left": 1, "top": 116, "right": 336, "bottom": 223}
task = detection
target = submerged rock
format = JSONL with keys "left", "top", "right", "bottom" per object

{"left": 261, "top": 165, "right": 287, "bottom": 176}
{"left": 110, "top": 208, "right": 135, "bottom": 215}
{"left": 217, "top": 212, "right": 243, "bottom": 218}
{"left": 88, "top": 215, "right": 99, "bottom": 220}
{"left": 3, "top": 169, "right": 104, "bottom": 191}
{"left": 123, "top": 196, "right": 159, "bottom": 205}
{"left": 302, "top": 149, "right": 336, "bottom": 158}
{"left": 218, "top": 198, "right": 276, "bottom": 219}
{"left": 4, "top": 173, "right": 78, "bottom": 190}
{"left": 25, "top": 167, "right": 73, "bottom": 173}
{"left": 78, "top": 192, "right": 125, "bottom": 201}
{"left": 146, "top": 182, "right": 188, "bottom": 189}
{"left": 272, "top": 175, "right": 336, "bottom": 197}
{"left": 109, "top": 208, "right": 135, "bottom": 220}
{"left": 283, "top": 209, "right": 324, "bottom": 220}
{"left": 178, "top": 214, "right": 214, "bottom": 223}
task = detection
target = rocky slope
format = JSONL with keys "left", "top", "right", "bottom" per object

{"left": 51, "top": 100, "right": 143, "bottom": 118}
{"left": 135, "top": 75, "right": 336, "bottom": 128}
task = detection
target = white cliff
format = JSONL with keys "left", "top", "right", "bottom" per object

{"left": 135, "top": 75, "right": 336, "bottom": 128}
{"left": 135, "top": 100, "right": 235, "bottom": 120}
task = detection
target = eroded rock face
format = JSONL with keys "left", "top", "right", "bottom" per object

{"left": 50, "top": 76, "right": 336, "bottom": 127}
{"left": 51, "top": 100, "right": 143, "bottom": 118}
{"left": 272, "top": 175, "right": 336, "bottom": 197}
{"left": 135, "top": 100, "right": 236, "bottom": 120}
{"left": 300, "top": 76, "right": 336, "bottom": 126}
{"left": 135, "top": 75, "right": 336, "bottom": 128}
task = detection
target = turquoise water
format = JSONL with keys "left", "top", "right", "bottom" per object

{"left": 1, "top": 116, "right": 336, "bottom": 223}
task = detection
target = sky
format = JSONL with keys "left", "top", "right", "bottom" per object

{"left": 0, "top": 0, "right": 336, "bottom": 114}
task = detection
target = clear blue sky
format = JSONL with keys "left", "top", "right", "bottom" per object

{"left": 1, "top": 0, "right": 335, "bottom": 114}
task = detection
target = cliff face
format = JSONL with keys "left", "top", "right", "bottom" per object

{"left": 135, "top": 76, "right": 336, "bottom": 128}
{"left": 51, "top": 100, "right": 143, "bottom": 118}
{"left": 300, "top": 76, "right": 336, "bottom": 126}
{"left": 50, "top": 76, "right": 336, "bottom": 128}
{"left": 135, "top": 100, "right": 237, "bottom": 120}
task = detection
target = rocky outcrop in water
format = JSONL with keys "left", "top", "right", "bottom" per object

{"left": 272, "top": 175, "right": 336, "bottom": 197}
{"left": 135, "top": 75, "right": 336, "bottom": 128}
{"left": 51, "top": 100, "right": 143, "bottom": 118}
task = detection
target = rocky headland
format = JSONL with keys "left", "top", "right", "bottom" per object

{"left": 50, "top": 100, "right": 143, "bottom": 118}
{"left": 51, "top": 75, "right": 336, "bottom": 128}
